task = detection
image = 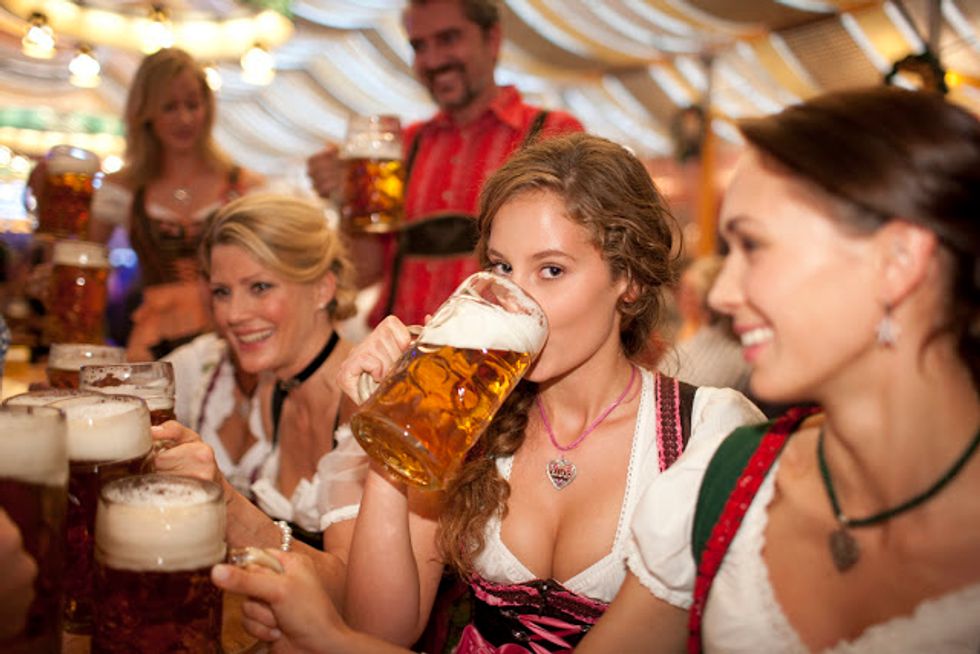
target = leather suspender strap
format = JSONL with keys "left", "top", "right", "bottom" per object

{"left": 686, "top": 405, "right": 819, "bottom": 654}
{"left": 521, "top": 110, "right": 549, "bottom": 147}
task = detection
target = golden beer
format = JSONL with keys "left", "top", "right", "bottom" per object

{"left": 93, "top": 475, "right": 226, "bottom": 654}
{"left": 351, "top": 273, "right": 548, "bottom": 489}
{"left": 47, "top": 343, "right": 126, "bottom": 389}
{"left": 36, "top": 145, "right": 100, "bottom": 239}
{"left": 50, "top": 394, "right": 151, "bottom": 634}
{"left": 341, "top": 115, "right": 404, "bottom": 233}
{"left": 79, "top": 362, "right": 175, "bottom": 426}
{"left": 46, "top": 240, "right": 110, "bottom": 345}
{"left": 0, "top": 406, "right": 68, "bottom": 654}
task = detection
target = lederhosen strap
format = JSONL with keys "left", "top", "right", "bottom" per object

{"left": 382, "top": 111, "right": 550, "bottom": 318}
{"left": 686, "top": 406, "right": 819, "bottom": 653}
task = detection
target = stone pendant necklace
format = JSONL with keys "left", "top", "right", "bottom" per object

{"left": 817, "top": 424, "right": 980, "bottom": 572}
{"left": 537, "top": 366, "right": 637, "bottom": 491}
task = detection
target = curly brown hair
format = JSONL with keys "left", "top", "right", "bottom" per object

{"left": 438, "top": 133, "right": 680, "bottom": 574}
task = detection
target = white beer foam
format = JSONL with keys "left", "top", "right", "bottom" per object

{"left": 47, "top": 148, "right": 100, "bottom": 175}
{"left": 52, "top": 240, "right": 109, "bottom": 268}
{"left": 49, "top": 344, "right": 125, "bottom": 371}
{"left": 94, "top": 384, "right": 171, "bottom": 411}
{"left": 96, "top": 477, "right": 227, "bottom": 571}
{"left": 419, "top": 275, "right": 548, "bottom": 355}
{"left": 4, "top": 389, "right": 101, "bottom": 406}
{"left": 0, "top": 409, "right": 68, "bottom": 486}
{"left": 50, "top": 395, "right": 151, "bottom": 462}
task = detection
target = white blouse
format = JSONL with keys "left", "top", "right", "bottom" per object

{"left": 473, "top": 369, "right": 763, "bottom": 603}
{"left": 627, "top": 423, "right": 980, "bottom": 652}
{"left": 91, "top": 180, "right": 223, "bottom": 228}
{"left": 164, "top": 333, "right": 271, "bottom": 496}
{"left": 251, "top": 424, "right": 370, "bottom": 534}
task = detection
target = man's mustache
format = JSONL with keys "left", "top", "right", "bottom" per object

{"left": 424, "top": 63, "right": 465, "bottom": 84}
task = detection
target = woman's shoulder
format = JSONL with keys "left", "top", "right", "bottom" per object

{"left": 233, "top": 166, "right": 265, "bottom": 192}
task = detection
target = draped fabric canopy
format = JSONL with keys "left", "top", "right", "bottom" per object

{"left": 0, "top": 0, "right": 978, "bottom": 181}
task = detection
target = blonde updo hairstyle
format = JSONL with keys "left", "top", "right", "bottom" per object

{"left": 200, "top": 194, "right": 357, "bottom": 321}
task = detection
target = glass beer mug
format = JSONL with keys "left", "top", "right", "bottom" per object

{"left": 79, "top": 361, "right": 176, "bottom": 426}
{"left": 47, "top": 343, "right": 126, "bottom": 389}
{"left": 46, "top": 239, "right": 110, "bottom": 344}
{"left": 341, "top": 114, "right": 405, "bottom": 233}
{"left": 36, "top": 145, "right": 101, "bottom": 239}
{"left": 49, "top": 393, "right": 152, "bottom": 634}
{"left": 351, "top": 272, "right": 548, "bottom": 489}
{"left": 0, "top": 405, "right": 68, "bottom": 654}
{"left": 92, "top": 474, "right": 283, "bottom": 654}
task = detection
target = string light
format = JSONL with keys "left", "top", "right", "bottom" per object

{"left": 69, "top": 44, "right": 101, "bottom": 88}
{"left": 204, "top": 62, "right": 223, "bottom": 92}
{"left": 22, "top": 12, "right": 56, "bottom": 59}
{"left": 241, "top": 43, "right": 275, "bottom": 86}
{"left": 139, "top": 5, "right": 174, "bottom": 54}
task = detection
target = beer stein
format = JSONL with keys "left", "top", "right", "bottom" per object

{"left": 351, "top": 272, "right": 548, "bottom": 489}
{"left": 36, "top": 145, "right": 100, "bottom": 239}
{"left": 92, "top": 474, "right": 283, "bottom": 654}
{"left": 80, "top": 361, "right": 175, "bottom": 426}
{"left": 46, "top": 239, "right": 110, "bottom": 344}
{"left": 341, "top": 114, "right": 405, "bottom": 233}
{"left": 47, "top": 343, "right": 126, "bottom": 389}
{"left": 49, "top": 394, "right": 152, "bottom": 634}
{"left": 0, "top": 405, "right": 68, "bottom": 654}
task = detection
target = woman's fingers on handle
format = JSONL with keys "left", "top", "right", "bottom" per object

{"left": 337, "top": 315, "right": 416, "bottom": 402}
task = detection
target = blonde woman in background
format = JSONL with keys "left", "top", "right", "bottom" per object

{"left": 90, "top": 47, "right": 263, "bottom": 361}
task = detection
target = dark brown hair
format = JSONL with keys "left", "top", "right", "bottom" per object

{"left": 407, "top": 0, "right": 499, "bottom": 32}
{"left": 438, "top": 133, "right": 679, "bottom": 573}
{"left": 738, "top": 86, "right": 979, "bottom": 386}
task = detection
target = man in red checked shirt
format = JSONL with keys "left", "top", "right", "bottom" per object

{"left": 307, "top": 0, "right": 583, "bottom": 328}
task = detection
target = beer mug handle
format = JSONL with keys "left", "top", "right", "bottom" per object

{"left": 354, "top": 325, "right": 422, "bottom": 405}
{"left": 227, "top": 546, "right": 285, "bottom": 574}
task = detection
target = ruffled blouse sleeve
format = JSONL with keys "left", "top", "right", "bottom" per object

{"left": 626, "top": 386, "right": 763, "bottom": 608}
{"left": 91, "top": 180, "right": 134, "bottom": 228}
{"left": 315, "top": 424, "right": 370, "bottom": 531}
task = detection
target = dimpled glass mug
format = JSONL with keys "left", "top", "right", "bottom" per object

{"left": 351, "top": 272, "right": 548, "bottom": 489}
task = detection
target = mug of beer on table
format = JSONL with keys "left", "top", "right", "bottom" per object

{"left": 47, "top": 343, "right": 126, "bottom": 389}
{"left": 341, "top": 114, "right": 405, "bottom": 233}
{"left": 92, "top": 474, "right": 283, "bottom": 654}
{"left": 36, "top": 145, "right": 100, "bottom": 239}
{"left": 351, "top": 272, "right": 548, "bottom": 490}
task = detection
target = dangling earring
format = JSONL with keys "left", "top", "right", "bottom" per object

{"left": 875, "top": 304, "right": 900, "bottom": 347}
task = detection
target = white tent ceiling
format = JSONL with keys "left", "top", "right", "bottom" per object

{"left": 1, "top": 0, "right": 978, "bottom": 184}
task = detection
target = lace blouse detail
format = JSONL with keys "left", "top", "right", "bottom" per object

{"left": 251, "top": 424, "right": 369, "bottom": 533}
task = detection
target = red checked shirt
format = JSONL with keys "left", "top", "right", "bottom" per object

{"left": 368, "top": 86, "right": 583, "bottom": 327}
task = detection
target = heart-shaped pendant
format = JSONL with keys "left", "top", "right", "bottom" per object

{"left": 546, "top": 457, "right": 577, "bottom": 490}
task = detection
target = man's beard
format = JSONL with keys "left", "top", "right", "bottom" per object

{"left": 425, "top": 63, "right": 479, "bottom": 111}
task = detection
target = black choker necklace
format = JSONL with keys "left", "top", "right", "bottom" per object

{"left": 818, "top": 424, "right": 980, "bottom": 573}
{"left": 271, "top": 331, "right": 339, "bottom": 447}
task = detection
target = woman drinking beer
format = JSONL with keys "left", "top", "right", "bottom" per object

{"left": 152, "top": 194, "right": 365, "bottom": 594}
{"left": 88, "top": 47, "right": 263, "bottom": 360}
{"left": 211, "top": 133, "right": 763, "bottom": 650}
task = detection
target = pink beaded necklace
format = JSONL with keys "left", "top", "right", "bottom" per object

{"left": 536, "top": 365, "right": 638, "bottom": 490}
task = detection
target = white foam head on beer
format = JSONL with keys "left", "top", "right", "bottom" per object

{"left": 52, "top": 240, "right": 109, "bottom": 268}
{"left": 49, "top": 344, "right": 126, "bottom": 371}
{"left": 0, "top": 407, "right": 68, "bottom": 486}
{"left": 4, "top": 389, "right": 101, "bottom": 407}
{"left": 46, "top": 146, "right": 100, "bottom": 175}
{"left": 420, "top": 273, "right": 548, "bottom": 355}
{"left": 342, "top": 116, "right": 402, "bottom": 160}
{"left": 79, "top": 366, "right": 174, "bottom": 411}
{"left": 96, "top": 475, "right": 227, "bottom": 571}
{"left": 50, "top": 394, "right": 151, "bottom": 462}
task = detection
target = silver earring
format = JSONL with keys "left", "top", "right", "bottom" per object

{"left": 875, "top": 305, "right": 900, "bottom": 347}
